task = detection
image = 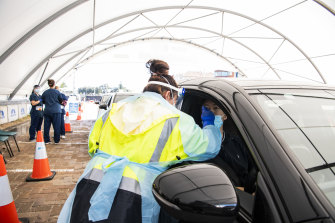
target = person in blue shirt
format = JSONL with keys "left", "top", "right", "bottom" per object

{"left": 55, "top": 86, "right": 68, "bottom": 139}
{"left": 29, "top": 85, "right": 43, "bottom": 141}
{"left": 41, "top": 79, "right": 63, "bottom": 144}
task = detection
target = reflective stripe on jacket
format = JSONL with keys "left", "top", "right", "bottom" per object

{"left": 58, "top": 92, "right": 221, "bottom": 223}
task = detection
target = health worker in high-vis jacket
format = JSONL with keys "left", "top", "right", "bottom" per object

{"left": 58, "top": 59, "right": 221, "bottom": 223}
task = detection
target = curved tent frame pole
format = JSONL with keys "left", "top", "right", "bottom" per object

{"left": 41, "top": 47, "right": 92, "bottom": 87}
{"left": 14, "top": 24, "right": 278, "bottom": 96}
{"left": 38, "top": 60, "right": 49, "bottom": 86}
{"left": 313, "top": 0, "right": 335, "bottom": 16}
{"left": 128, "top": 25, "right": 281, "bottom": 79}
{"left": 0, "top": 0, "right": 88, "bottom": 65}
{"left": 8, "top": 30, "right": 92, "bottom": 100}
{"left": 54, "top": 37, "right": 248, "bottom": 85}
{"left": 92, "top": 5, "right": 326, "bottom": 83}
{"left": 7, "top": 5, "right": 329, "bottom": 99}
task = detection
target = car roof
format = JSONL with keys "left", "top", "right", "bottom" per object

{"left": 114, "top": 92, "right": 137, "bottom": 95}
{"left": 179, "top": 78, "right": 335, "bottom": 91}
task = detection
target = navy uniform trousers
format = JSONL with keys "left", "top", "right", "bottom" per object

{"left": 43, "top": 113, "right": 61, "bottom": 143}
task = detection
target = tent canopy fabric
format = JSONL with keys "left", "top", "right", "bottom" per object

{"left": 1, "top": 0, "right": 335, "bottom": 100}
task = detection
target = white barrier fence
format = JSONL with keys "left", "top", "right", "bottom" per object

{"left": 0, "top": 101, "right": 30, "bottom": 124}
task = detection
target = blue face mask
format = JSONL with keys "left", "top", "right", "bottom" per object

{"left": 214, "top": 115, "right": 223, "bottom": 129}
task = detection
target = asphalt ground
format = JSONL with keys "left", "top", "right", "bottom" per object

{"left": 1, "top": 102, "right": 98, "bottom": 223}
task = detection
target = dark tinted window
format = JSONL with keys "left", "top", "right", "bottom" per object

{"left": 251, "top": 89, "right": 335, "bottom": 207}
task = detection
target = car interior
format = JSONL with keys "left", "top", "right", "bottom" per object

{"left": 177, "top": 90, "right": 259, "bottom": 222}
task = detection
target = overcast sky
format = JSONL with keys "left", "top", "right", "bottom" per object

{"left": 61, "top": 40, "right": 236, "bottom": 92}
{"left": 60, "top": 38, "right": 335, "bottom": 93}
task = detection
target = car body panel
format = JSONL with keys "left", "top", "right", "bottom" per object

{"left": 178, "top": 78, "right": 335, "bottom": 222}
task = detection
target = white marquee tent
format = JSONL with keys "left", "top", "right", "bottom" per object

{"left": 1, "top": 0, "right": 335, "bottom": 100}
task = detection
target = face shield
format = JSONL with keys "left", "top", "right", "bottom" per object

{"left": 175, "top": 88, "right": 185, "bottom": 110}
{"left": 147, "top": 81, "right": 185, "bottom": 109}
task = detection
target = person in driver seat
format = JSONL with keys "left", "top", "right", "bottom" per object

{"left": 202, "top": 99, "right": 257, "bottom": 193}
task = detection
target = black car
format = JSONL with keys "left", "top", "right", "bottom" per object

{"left": 153, "top": 78, "right": 335, "bottom": 223}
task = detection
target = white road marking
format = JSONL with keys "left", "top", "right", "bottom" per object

{"left": 49, "top": 131, "right": 90, "bottom": 133}
{"left": 18, "top": 142, "right": 87, "bottom": 145}
{"left": 7, "top": 169, "right": 75, "bottom": 173}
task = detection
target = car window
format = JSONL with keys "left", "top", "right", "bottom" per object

{"left": 180, "top": 90, "right": 261, "bottom": 222}
{"left": 112, "top": 94, "right": 133, "bottom": 103}
{"left": 85, "top": 95, "right": 102, "bottom": 102}
{"left": 101, "top": 95, "right": 112, "bottom": 104}
{"left": 107, "top": 96, "right": 113, "bottom": 107}
{"left": 251, "top": 89, "right": 335, "bottom": 207}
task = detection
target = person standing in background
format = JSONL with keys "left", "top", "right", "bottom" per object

{"left": 42, "top": 79, "right": 63, "bottom": 144}
{"left": 55, "top": 86, "right": 68, "bottom": 139}
{"left": 28, "top": 85, "right": 43, "bottom": 142}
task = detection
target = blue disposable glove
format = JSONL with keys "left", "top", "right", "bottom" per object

{"left": 201, "top": 106, "right": 215, "bottom": 127}
{"left": 39, "top": 99, "right": 43, "bottom": 103}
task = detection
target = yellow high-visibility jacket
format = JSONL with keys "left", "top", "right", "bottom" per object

{"left": 58, "top": 92, "right": 221, "bottom": 223}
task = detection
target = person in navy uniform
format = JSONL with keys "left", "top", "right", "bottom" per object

{"left": 41, "top": 79, "right": 63, "bottom": 144}
{"left": 29, "top": 85, "right": 43, "bottom": 141}
{"left": 55, "top": 86, "right": 68, "bottom": 139}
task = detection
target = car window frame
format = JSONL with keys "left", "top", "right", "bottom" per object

{"left": 247, "top": 90, "right": 335, "bottom": 219}
{"left": 234, "top": 88, "right": 332, "bottom": 222}
{"left": 107, "top": 95, "right": 114, "bottom": 107}
{"left": 180, "top": 86, "right": 282, "bottom": 223}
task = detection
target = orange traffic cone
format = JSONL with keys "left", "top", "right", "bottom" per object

{"left": 26, "top": 131, "right": 56, "bottom": 182}
{"left": 0, "top": 155, "right": 29, "bottom": 223}
{"left": 65, "top": 112, "right": 72, "bottom": 133}
{"left": 80, "top": 102, "right": 84, "bottom": 112}
{"left": 76, "top": 109, "right": 82, "bottom": 120}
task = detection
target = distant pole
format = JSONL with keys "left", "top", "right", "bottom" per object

{"left": 73, "top": 68, "right": 76, "bottom": 93}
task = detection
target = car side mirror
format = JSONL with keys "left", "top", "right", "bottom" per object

{"left": 152, "top": 163, "right": 239, "bottom": 223}
{"left": 99, "top": 104, "right": 107, "bottom": 110}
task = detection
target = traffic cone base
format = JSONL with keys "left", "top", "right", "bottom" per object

{"left": 26, "top": 131, "right": 56, "bottom": 182}
{"left": 31, "top": 158, "right": 54, "bottom": 179}
{"left": 26, "top": 171, "right": 56, "bottom": 182}
{"left": 65, "top": 127, "right": 73, "bottom": 133}
{"left": 20, "top": 218, "right": 30, "bottom": 223}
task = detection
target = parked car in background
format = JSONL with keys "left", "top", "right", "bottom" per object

{"left": 153, "top": 78, "right": 335, "bottom": 223}
{"left": 97, "top": 92, "right": 137, "bottom": 117}
{"left": 85, "top": 95, "right": 102, "bottom": 103}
